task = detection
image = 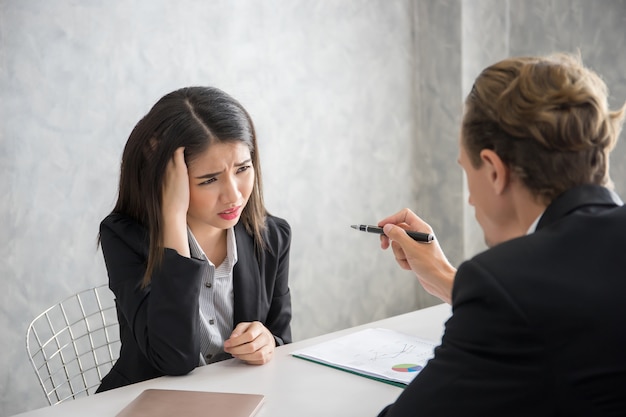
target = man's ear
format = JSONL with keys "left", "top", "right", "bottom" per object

{"left": 479, "top": 149, "right": 510, "bottom": 195}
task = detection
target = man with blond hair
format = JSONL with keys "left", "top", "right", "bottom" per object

{"left": 377, "top": 53, "right": 626, "bottom": 416}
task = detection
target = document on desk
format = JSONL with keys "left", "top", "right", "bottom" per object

{"left": 292, "top": 328, "right": 438, "bottom": 387}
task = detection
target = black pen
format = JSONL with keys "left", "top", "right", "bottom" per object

{"left": 351, "top": 224, "right": 434, "bottom": 243}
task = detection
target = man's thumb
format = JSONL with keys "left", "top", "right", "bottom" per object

{"left": 383, "top": 224, "right": 410, "bottom": 244}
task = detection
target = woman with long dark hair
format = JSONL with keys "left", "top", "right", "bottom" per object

{"left": 97, "top": 86, "right": 291, "bottom": 392}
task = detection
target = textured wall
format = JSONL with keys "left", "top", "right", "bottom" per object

{"left": 1, "top": 1, "right": 625, "bottom": 415}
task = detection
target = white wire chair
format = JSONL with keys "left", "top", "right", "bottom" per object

{"left": 26, "top": 284, "right": 120, "bottom": 405}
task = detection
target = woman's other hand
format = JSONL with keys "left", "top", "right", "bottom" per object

{"left": 223, "top": 321, "right": 276, "bottom": 365}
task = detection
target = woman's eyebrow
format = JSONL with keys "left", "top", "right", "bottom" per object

{"left": 194, "top": 159, "right": 252, "bottom": 179}
{"left": 195, "top": 171, "right": 221, "bottom": 179}
{"left": 235, "top": 158, "right": 252, "bottom": 166}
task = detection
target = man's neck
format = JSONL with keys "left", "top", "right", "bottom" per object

{"left": 510, "top": 184, "right": 547, "bottom": 235}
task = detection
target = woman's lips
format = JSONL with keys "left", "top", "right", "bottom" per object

{"left": 218, "top": 206, "right": 241, "bottom": 221}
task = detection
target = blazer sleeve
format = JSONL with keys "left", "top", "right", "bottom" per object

{"left": 377, "top": 259, "right": 549, "bottom": 417}
{"left": 100, "top": 214, "right": 205, "bottom": 375}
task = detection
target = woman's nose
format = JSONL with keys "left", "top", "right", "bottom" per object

{"left": 221, "top": 176, "right": 242, "bottom": 203}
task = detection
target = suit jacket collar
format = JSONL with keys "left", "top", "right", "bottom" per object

{"left": 536, "top": 184, "right": 623, "bottom": 231}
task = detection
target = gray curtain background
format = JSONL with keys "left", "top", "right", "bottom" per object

{"left": 1, "top": 1, "right": 625, "bottom": 415}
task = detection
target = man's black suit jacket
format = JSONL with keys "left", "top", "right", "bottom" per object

{"left": 379, "top": 185, "right": 626, "bottom": 416}
{"left": 96, "top": 213, "right": 292, "bottom": 392}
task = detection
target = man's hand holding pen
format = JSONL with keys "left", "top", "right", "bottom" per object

{"left": 377, "top": 208, "right": 457, "bottom": 304}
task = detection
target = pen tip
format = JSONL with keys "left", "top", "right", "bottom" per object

{"left": 350, "top": 225, "right": 357, "bottom": 229}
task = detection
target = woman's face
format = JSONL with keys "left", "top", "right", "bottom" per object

{"left": 185, "top": 141, "right": 254, "bottom": 233}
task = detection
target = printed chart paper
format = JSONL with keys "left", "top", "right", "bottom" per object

{"left": 292, "top": 328, "right": 438, "bottom": 387}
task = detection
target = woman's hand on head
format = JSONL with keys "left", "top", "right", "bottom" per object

{"left": 162, "top": 147, "right": 191, "bottom": 257}
{"left": 223, "top": 321, "right": 276, "bottom": 365}
{"left": 378, "top": 208, "right": 456, "bottom": 304}
{"left": 162, "top": 147, "right": 190, "bottom": 218}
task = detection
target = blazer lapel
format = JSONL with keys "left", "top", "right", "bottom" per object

{"left": 232, "top": 223, "right": 262, "bottom": 323}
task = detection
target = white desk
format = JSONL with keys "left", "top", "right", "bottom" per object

{"left": 13, "top": 303, "right": 451, "bottom": 417}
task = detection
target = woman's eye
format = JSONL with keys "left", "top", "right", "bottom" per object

{"left": 237, "top": 165, "right": 251, "bottom": 174}
{"left": 199, "top": 178, "right": 216, "bottom": 185}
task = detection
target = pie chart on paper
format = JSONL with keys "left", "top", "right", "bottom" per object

{"left": 391, "top": 363, "right": 423, "bottom": 373}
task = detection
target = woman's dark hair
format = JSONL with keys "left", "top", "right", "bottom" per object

{"left": 111, "top": 86, "right": 267, "bottom": 286}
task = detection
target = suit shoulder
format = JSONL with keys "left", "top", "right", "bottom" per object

{"left": 262, "top": 215, "right": 292, "bottom": 254}
{"left": 100, "top": 212, "right": 148, "bottom": 248}
{"left": 457, "top": 236, "right": 536, "bottom": 296}
{"left": 265, "top": 214, "right": 291, "bottom": 238}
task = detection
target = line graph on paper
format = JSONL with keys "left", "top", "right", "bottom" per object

{"left": 369, "top": 342, "right": 418, "bottom": 361}
{"left": 291, "top": 328, "right": 439, "bottom": 385}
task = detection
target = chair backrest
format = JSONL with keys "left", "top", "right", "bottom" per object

{"left": 26, "top": 284, "right": 120, "bottom": 405}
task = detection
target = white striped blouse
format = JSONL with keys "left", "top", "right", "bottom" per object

{"left": 188, "top": 227, "right": 237, "bottom": 366}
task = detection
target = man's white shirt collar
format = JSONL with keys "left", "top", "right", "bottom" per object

{"left": 526, "top": 212, "right": 544, "bottom": 235}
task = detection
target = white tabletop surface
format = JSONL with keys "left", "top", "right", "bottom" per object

{"left": 12, "top": 303, "right": 451, "bottom": 417}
